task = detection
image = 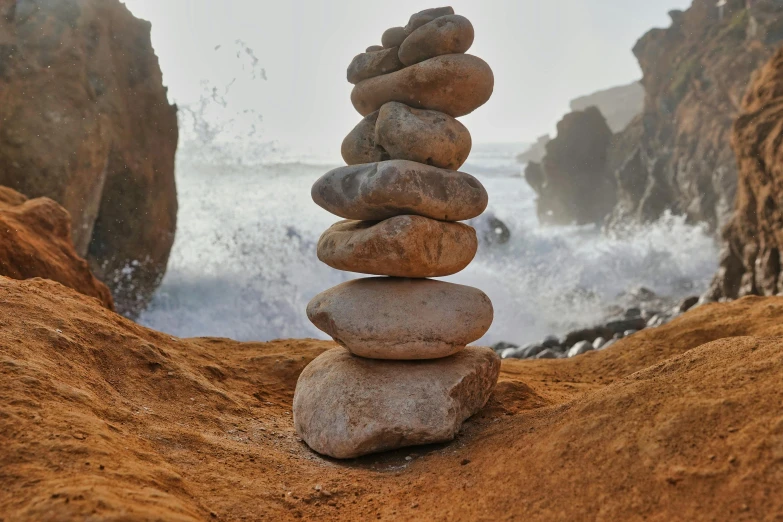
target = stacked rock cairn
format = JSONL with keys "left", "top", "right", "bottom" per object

{"left": 293, "top": 6, "right": 501, "bottom": 460}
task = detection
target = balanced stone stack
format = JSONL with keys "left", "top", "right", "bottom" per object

{"left": 293, "top": 6, "right": 500, "bottom": 460}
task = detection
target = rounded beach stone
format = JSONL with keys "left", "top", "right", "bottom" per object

{"left": 404, "top": 6, "right": 455, "bottom": 34}
{"left": 347, "top": 47, "right": 404, "bottom": 85}
{"left": 365, "top": 45, "right": 383, "bottom": 52}
{"left": 341, "top": 111, "right": 390, "bottom": 165}
{"left": 317, "top": 216, "right": 477, "bottom": 278}
{"left": 399, "top": 14, "right": 474, "bottom": 66}
{"left": 351, "top": 54, "right": 494, "bottom": 117}
{"left": 381, "top": 26, "right": 407, "bottom": 48}
{"left": 375, "top": 101, "right": 471, "bottom": 170}
{"left": 311, "top": 160, "right": 488, "bottom": 221}
{"left": 293, "top": 346, "right": 500, "bottom": 459}
{"left": 306, "top": 277, "right": 494, "bottom": 359}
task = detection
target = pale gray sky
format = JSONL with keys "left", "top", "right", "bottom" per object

{"left": 122, "top": 0, "right": 691, "bottom": 160}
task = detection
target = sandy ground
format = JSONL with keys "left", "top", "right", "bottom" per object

{"left": 1, "top": 277, "right": 782, "bottom": 521}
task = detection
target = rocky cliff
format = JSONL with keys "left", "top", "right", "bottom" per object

{"left": 0, "top": 186, "right": 113, "bottom": 309}
{"left": 526, "top": 107, "right": 616, "bottom": 225}
{"left": 569, "top": 81, "right": 645, "bottom": 133}
{"left": 709, "top": 46, "right": 783, "bottom": 299}
{"left": 2, "top": 277, "right": 783, "bottom": 519}
{"left": 524, "top": 0, "right": 783, "bottom": 230}
{"left": 0, "top": 0, "right": 178, "bottom": 317}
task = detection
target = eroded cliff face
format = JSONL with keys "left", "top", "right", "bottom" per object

{"left": 608, "top": 0, "right": 783, "bottom": 231}
{"left": 708, "top": 46, "right": 783, "bottom": 299}
{"left": 524, "top": 0, "right": 783, "bottom": 230}
{"left": 0, "top": 186, "right": 113, "bottom": 309}
{"left": 526, "top": 107, "right": 616, "bottom": 225}
{"left": 0, "top": 0, "right": 178, "bottom": 317}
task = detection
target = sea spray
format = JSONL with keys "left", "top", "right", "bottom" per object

{"left": 140, "top": 143, "right": 718, "bottom": 345}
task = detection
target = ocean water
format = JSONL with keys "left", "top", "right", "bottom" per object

{"left": 139, "top": 142, "right": 719, "bottom": 345}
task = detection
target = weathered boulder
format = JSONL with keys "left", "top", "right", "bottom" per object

{"left": 312, "top": 160, "right": 488, "bottom": 222}
{"left": 293, "top": 346, "right": 500, "bottom": 459}
{"left": 708, "top": 47, "right": 783, "bottom": 300}
{"left": 347, "top": 47, "right": 404, "bottom": 85}
{"left": 529, "top": 107, "right": 617, "bottom": 225}
{"left": 306, "top": 277, "right": 493, "bottom": 360}
{"left": 0, "top": 0, "right": 178, "bottom": 317}
{"left": 375, "top": 102, "right": 471, "bottom": 169}
{"left": 399, "top": 14, "right": 474, "bottom": 66}
{"left": 0, "top": 187, "right": 113, "bottom": 309}
{"left": 351, "top": 54, "right": 494, "bottom": 118}
{"left": 317, "top": 216, "right": 477, "bottom": 278}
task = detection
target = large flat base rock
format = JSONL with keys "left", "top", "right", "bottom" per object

{"left": 293, "top": 347, "right": 500, "bottom": 459}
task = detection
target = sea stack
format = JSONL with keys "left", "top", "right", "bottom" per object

{"left": 293, "top": 6, "right": 500, "bottom": 460}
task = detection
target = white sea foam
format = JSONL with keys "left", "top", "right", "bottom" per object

{"left": 139, "top": 142, "right": 719, "bottom": 345}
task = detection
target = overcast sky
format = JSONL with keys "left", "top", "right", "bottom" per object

{"left": 122, "top": 0, "right": 691, "bottom": 160}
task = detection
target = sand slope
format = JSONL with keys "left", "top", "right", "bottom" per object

{"left": 1, "top": 277, "right": 782, "bottom": 520}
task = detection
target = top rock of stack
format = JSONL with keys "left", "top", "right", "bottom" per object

{"left": 405, "top": 6, "right": 455, "bottom": 34}
{"left": 398, "top": 14, "right": 474, "bottom": 66}
{"left": 381, "top": 26, "right": 407, "bottom": 48}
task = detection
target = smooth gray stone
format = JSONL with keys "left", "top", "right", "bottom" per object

{"left": 311, "top": 160, "right": 488, "bottom": 222}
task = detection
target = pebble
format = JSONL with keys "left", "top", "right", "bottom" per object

{"left": 404, "top": 6, "right": 455, "bottom": 34}
{"left": 567, "top": 340, "right": 594, "bottom": 358}
{"left": 340, "top": 111, "right": 389, "bottom": 165}
{"left": 347, "top": 47, "right": 404, "bottom": 85}
{"left": 381, "top": 26, "right": 407, "bottom": 48}
{"left": 399, "top": 14, "right": 474, "bottom": 66}
{"left": 535, "top": 349, "right": 560, "bottom": 360}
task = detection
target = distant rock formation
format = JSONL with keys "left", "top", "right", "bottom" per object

{"left": 0, "top": 186, "right": 113, "bottom": 309}
{"left": 0, "top": 0, "right": 178, "bottom": 317}
{"left": 517, "top": 82, "right": 643, "bottom": 166}
{"left": 569, "top": 82, "right": 645, "bottom": 133}
{"left": 708, "top": 47, "right": 783, "bottom": 300}
{"left": 523, "top": 0, "right": 783, "bottom": 231}
{"left": 606, "top": 0, "right": 783, "bottom": 231}
{"left": 528, "top": 107, "right": 616, "bottom": 225}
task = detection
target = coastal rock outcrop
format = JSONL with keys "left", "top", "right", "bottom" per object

{"left": 709, "top": 46, "right": 783, "bottom": 299}
{"left": 522, "top": 1, "right": 783, "bottom": 231}
{"left": 606, "top": 0, "right": 783, "bottom": 231}
{"left": 0, "top": 187, "right": 113, "bottom": 309}
{"left": 0, "top": 0, "right": 178, "bottom": 317}
{"left": 528, "top": 107, "right": 616, "bottom": 225}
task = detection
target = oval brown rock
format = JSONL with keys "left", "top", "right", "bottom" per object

{"left": 317, "top": 216, "right": 477, "bottom": 278}
{"left": 311, "top": 160, "right": 488, "bottom": 221}
{"left": 293, "top": 346, "right": 500, "bottom": 458}
{"left": 375, "top": 101, "right": 471, "bottom": 169}
{"left": 306, "top": 277, "right": 494, "bottom": 360}
{"left": 341, "top": 111, "right": 390, "bottom": 165}
{"left": 399, "top": 14, "right": 474, "bottom": 66}
{"left": 351, "top": 54, "right": 494, "bottom": 117}
{"left": 347, "top": 47, "right": 404, "bottom": 85}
